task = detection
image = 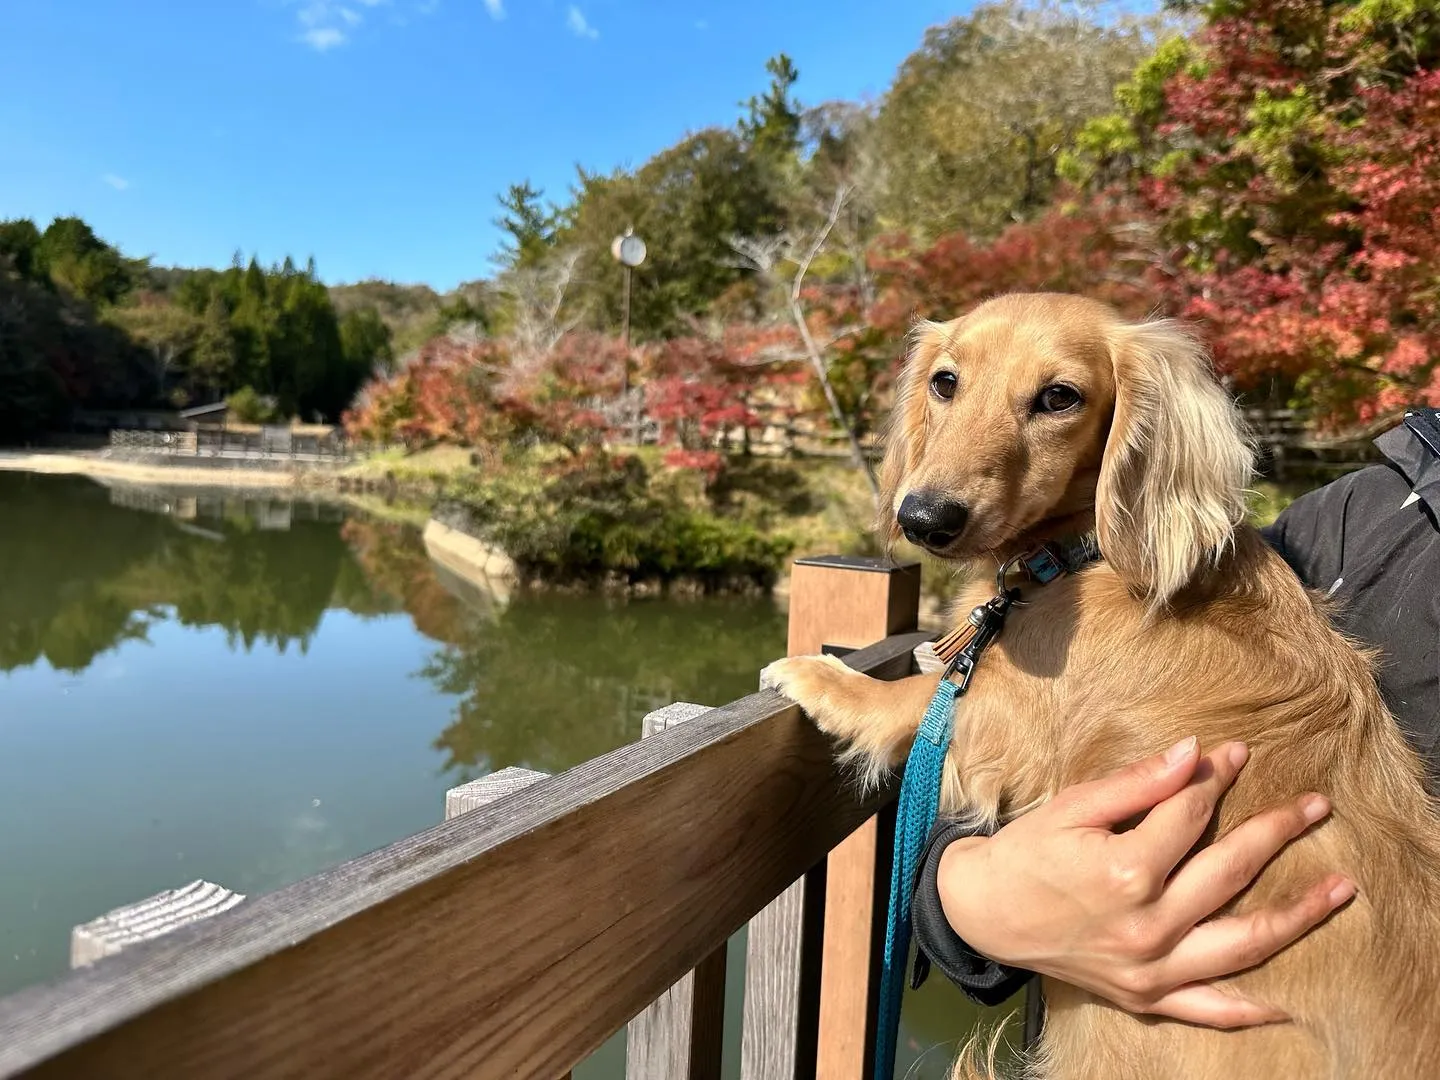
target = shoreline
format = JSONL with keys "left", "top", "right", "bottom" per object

{"left": 0, "top": 448, "right": 950, "bottom": 621}
{"left": 0, "top": 451, "right": 320, "bottom": 489}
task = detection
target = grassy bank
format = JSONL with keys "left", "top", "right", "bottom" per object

{"left": 342, "top": 446, "right": 1317, "bottom": 612}
{"left": 347, "top": 444, "right": 884, "bottom": 561}
{"left": 3, "top": 442, "right": 1321, "bottom": 600}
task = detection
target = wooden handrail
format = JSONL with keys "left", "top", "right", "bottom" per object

{"left": 0, "top": 630, "right": 928, "bottom": 1080}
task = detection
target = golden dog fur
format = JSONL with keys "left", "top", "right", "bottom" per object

{"left": 761, "top": 293, "right": 1440, "bottom": 1078}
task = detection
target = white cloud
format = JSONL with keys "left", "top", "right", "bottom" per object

{"left": 101, "top": 173, "right": 129, "bottom": 191}
{"left": 483, "top": 0, "right": 504, "bottom": 19}
{"left": 566, "top": 5, "right": 597, "bottom": 38}
{"left": 296, "top": 1, "right": 329, "bottom": 27}
{"left": 287, "top": 0, "right": 436, "bottom": 50}
{"left": 301, "top": 25, "right": 348, "bottom": 49}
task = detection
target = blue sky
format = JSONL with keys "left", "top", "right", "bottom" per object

{"left": 0, "top": 1, "right": 962, "bottom": 290}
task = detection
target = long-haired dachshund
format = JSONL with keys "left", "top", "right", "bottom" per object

{"left": 761, "top": 293, "right": 1440, "bottom": 1079}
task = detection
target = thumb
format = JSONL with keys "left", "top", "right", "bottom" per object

{"left": 1057, "top": 737, "right": 1200, "bottom": 829}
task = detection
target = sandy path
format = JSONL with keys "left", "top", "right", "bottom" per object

{"left": 0, "top": 452, "right": 304, "bottom": 488}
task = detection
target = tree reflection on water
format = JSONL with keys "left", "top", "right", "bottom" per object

{"left": 340, "top": 516, "right": 789, "bottom": 778}
{"left": 0, "top": 471, "right": 1005, "bottom": 1076}
{"left": 0, "top": 472, "right": 787, "bottom": 780}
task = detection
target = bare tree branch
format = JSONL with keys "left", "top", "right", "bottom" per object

{"left": 729, "top": 183, "right": 880, "bottom": 506}
{"left": 497, "top": 248, "right": 585, "bottom": 379}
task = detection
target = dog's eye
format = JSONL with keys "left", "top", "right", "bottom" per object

{"left": 929, "top": 371, "right": 958, "bottom": 401}
{"left": 1034, "top": 384, "right": 1082, "bottom": 414}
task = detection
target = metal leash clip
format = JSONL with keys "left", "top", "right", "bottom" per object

{"left": 942, "top": 590, "right": 1017, "bottom": 693}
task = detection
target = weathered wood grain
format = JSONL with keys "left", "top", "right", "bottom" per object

{"left": 70, "top": 882, "right": 245, "bottom": 969}
{"left": 627, "top": 701, "right": 726, "bottom": 1080}
{"left": 445, "top": 765, "right": 548, "bottom": 819}
{"left": 640, "top": 701, "right": 712, "bottom": 740}
{"left": 446, "top": 766, "right": 565, "bottom": 1078}
{"left": 0, "top": 631, "right": 922, "bottom": 1080}
{"left": 740, "top": 865, "right": 828, "bottom": 1080}
{"left": 626, "top": 940, "right": 728, "bottom": 1080}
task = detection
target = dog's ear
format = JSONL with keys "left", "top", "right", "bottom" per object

{"left": 1095, "top": 319, "right": 1253, "bottom": 609}
{"left": 876, "top": 320, "right": 946, "bottom": 545}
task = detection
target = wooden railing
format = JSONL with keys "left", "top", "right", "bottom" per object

{"left": 1241, "top": 406, "right": 1387, "bottom": 481}
{"left": 108, "top": 427, "right": 356, "bottom": 462}
{"left": 0, "top": 556, "right": 928, "bottom": 1080}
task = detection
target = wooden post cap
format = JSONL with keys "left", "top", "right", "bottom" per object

{"left": 445, "top": 765, "right": 549, "bottom": 820}
{"left": 641, "top": 702, "right": 713, "bottom": 739}
{"left": 70, "top": 880, "right": 245, "bottom": 969}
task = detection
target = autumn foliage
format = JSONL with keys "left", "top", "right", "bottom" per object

{"left": 344, "top": 331, "right": 624, "bottom": 453}
{"left": 645, "top": 325, "right": 801, "bottom": 477}
{"left": 1109, "top": 0, "right": 1440, "bottom": 425}
{"left": 345, "top": 1, "right": 1440, "bottom": 465}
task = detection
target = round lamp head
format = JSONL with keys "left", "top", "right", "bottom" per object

{"left": 611, "top": 232, "right": 647, "bottom": 268}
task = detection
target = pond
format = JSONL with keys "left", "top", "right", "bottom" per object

{"left": 0, "top": 471, "right": 1008, "bottom": 1077}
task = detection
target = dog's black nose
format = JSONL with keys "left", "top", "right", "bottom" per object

{"left": 896, "top": 492, "right": 969, "bottom": 550}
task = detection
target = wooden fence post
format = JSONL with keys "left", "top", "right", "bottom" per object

{"left": 70, "top": 880, "right": 245, "bottom": 969}
{"left": 626, "top": 703, "right": 727, "bottom": 1080}
{"left": 445, "top": 765, "right": 549, "bottom": 820}
{"left": 743, "top": 555, "right": 921, "bottom": 1080}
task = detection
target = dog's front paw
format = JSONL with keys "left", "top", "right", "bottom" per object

{"left": 760, "top": 653, "right": 865, "bottom": 740}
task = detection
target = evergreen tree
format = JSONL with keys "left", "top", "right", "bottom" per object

{"left": 494, "top": 181, "right": 558, "bottom": 269}
{"left": 741, "top": 54, "right": 803, "bottom": 164}
{"left": 0, "top": 219, "right": 45, "bottom": 282}
{"left": 39, "top": 216, "right": 132, "bottom": 305}
{"left": 192, "top": 293, "right": 237, "bottom": 400}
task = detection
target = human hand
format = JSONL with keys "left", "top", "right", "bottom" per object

{"left": 936, "top": 737, "right": 1355, "bottom": 1028}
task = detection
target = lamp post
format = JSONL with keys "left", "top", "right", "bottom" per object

{"left": 610, "top": 228, "right": 646, "bottom": 398}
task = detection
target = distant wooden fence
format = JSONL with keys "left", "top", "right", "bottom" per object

{"left": 108, "top": 427, "right": 356, "bottom": 462}
{"left": 621, "top": 401, "right": 1385, "bottom": 477}
{"left": 1241, "top": 407, "right": 1387, "bottom": 481}
{"left": 0, "top": 555, "right": 928, "bottom": 1080}
{"left": 108, "top": 430, "right": 198, "bottom": 454}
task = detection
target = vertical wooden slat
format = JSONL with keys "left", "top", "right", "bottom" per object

{"left": 627, "top": 703, "right": 728, "bottom": 1080}
{"left": 819, "top": 799, "right": 897, "bottom": 1080}
{"left": 627, "top": 938, "right": 728, "bottom": 1080}
{"left": 744, "top": 555, "right": 921, "bottom": 1080}
{"left": 740, "top": 861, "right": 828, "bottom": 1080}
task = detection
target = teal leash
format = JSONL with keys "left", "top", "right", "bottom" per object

{"left": 873, "top": 590, "right": 1014, "bottom": 1080}
{"left": 872, "top": 536, "right": 1102, "bottom": 1080}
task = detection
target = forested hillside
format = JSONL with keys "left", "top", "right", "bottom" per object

{"left": 5, "top": 0, "right": 1438, "bottom": 455}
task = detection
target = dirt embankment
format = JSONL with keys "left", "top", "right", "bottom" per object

{"left": 0, "top": 451, "right": 377, "bottom": 492}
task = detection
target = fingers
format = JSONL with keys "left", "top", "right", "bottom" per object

{"left": 1058, "top": 736, "right": 1201, "bottom": 829}
{"left": 1129, "top": 742, "right": 1250, "bottom": 872}
{"left": 1164, "top": 792, "right": 1332, "bottom": 928}
{"left": 1142, "top": 983, "right": 1290, "bottom": 1029}
{"left": 1160, "top": 873, "right": 1357, "bottom": 987}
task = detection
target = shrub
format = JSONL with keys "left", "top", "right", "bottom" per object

{"left": 437, "top": 452, "right": 793, "bottom": 590}
{"left": 225, "top": 385, "right": 280, "bottom": 424}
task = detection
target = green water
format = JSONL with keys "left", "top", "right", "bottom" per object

{"left": 0, "top": 471, "right": 1006, "bottom": 1077}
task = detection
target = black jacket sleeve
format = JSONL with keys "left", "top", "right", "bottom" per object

{"left": 907, "top": 498, "right": 1332, "bottom": 1003}
{"left": 909, "top": 816, "right": 1032, "bottom": 1002}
